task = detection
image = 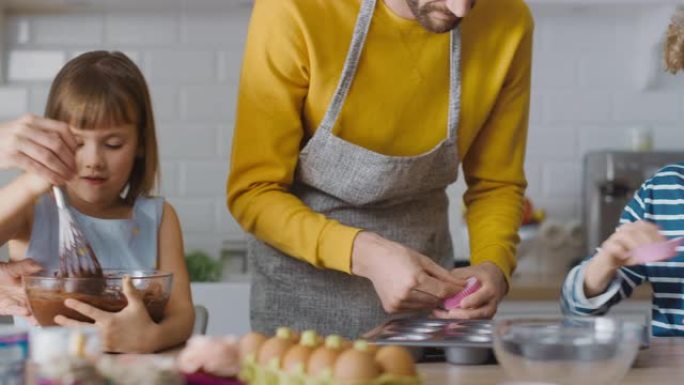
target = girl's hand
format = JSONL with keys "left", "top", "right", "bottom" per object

{"left": 0, "top": 114, "right": 77, "bottom": 185}
{"left": 54, "top": 276, "right": 157, "bottom": 353}
{"left": 584, "top": 221, "right": 665, "bottom": 297}
{"left": 351, "top": 231, "right": 464, "bottom": 313}
{"left": 433, "top": 262, "right": 507, "bottom": 320}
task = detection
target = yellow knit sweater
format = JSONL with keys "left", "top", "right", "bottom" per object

{"left": 227, "top": 0, "right": 533, "bottom": 279}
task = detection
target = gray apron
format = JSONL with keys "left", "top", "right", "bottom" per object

{"left": 249, "top": 0, "right": 462, "bottom": 339}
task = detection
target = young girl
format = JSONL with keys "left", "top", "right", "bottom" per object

{"left": 0, "top": 51, "right": 194, "bottom": 352}
{"left": 560, "top": 8, "right": 684, "bottom": 337}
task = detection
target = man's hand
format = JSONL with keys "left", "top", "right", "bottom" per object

{"left": 433, "top": 262, "right": 507, "bottom": 319}
{"left": 351, "top": 232, "right": 464, "bottom": 313}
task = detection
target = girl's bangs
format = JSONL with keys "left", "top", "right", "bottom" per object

{"left": 55, "top": 81, "right": 139, "bottom": 130}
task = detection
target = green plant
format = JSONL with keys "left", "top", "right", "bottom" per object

{"left": 185, "top": 250, "right": 223, "bottom": 282}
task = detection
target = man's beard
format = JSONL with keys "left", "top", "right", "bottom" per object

{"left": 406, "top": 0, "right": 461, "bottom": 33}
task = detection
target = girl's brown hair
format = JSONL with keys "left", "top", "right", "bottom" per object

{"left": 666, "top": 8, "right": 684, "bottom": 74}
{"left": 44, "top": 51, "right": 159, "bottom": 203}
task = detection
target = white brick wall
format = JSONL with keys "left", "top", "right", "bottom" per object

{"left": 1, "top": 4, "right": 684, "bottom": 260}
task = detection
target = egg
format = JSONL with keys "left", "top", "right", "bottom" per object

{"left": 282, "top": 344, "right": 314, "bottom": 373}
{"left": 281, "top": 330, "right": 319, "bottom": 373}
{"left": 307, "top": 335, "right": 344, "bottom": 376}
{"left": 375, "top": 345, "right": 417, "bottom": 376}
{"left": 256, "top": 327, "right": 296, "bottom": 367}
{"left": 238, "top": 332, "right": 267, "bottom": 362}
{"left": 333, "top": 340, "right": 381, "bottom": 382}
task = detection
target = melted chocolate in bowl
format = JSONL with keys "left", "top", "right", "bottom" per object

{"left": 24, "top": 270, "right": 171, "bottom": 326}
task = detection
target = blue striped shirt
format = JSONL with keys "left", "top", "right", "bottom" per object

{"left": 561, "top": 163, "right": 684, "bottom": 336}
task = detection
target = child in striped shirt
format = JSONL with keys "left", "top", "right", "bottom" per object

{"left": 561, "top": 163, "right": 684, "bottom": 336}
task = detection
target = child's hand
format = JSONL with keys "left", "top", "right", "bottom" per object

{"left": 595, "top": 221, "right": 665, "bottom": 268}
{"left": 0, "top": 114, "right": 77, "bottom": 185}
{"left": 54, "top": 276, "right": 158, "bottom": 353}
{"left": 584, "top": 221, "right": 665, "bottom": 297}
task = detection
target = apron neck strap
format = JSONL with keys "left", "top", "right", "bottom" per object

{"left": 319, "top": 0, "right": 461, "bottom": 142}
{"left": 318, "top": 0, "right": 377, "bottom": 133}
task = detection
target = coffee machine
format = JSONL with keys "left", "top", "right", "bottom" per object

{"left": 583, "top": 151, "right": 684, "bottom": 255}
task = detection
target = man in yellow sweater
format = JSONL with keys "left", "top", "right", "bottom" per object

{"left": 227, "top": 0, "right": 533, "bottom": 337}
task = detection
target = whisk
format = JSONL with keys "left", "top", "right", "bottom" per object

{"left": 53, "top": 186, "right": 103, "bottom": 280}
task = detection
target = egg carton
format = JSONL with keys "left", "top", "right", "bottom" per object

{"left": 363, "top": 318, "right": 494, "bottom": 365}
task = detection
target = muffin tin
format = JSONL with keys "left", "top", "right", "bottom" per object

{"left": 363, "top": 317, "right": 494, "bottom": 365}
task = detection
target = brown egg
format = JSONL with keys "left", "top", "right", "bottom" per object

{"left": 281, "top": 330, "right": 319, "bottom": 373}
{"left": 282, "top": 344, "right": 314, "bottom": 373}
{"left": 333, "top": 341, "right": 381, "bottom": 381}
{"left": 238, "top": 332, "right": 268, "bottom": 362}
{"left": 307, "top": 335, "right": 344, "bottom": 376}
{"left": 289, "top": 329, "right": 301, "bottom": 344}
{"left": 256, "top": 327, "right": 296, "bottom": 367}
{"left": 375, "top": 345, "right": 417, "bottom": 376}
{"left": 365, "top": 342, "right": 379, "bottom": 355}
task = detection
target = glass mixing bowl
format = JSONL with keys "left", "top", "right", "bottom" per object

{"left": 23, "top": 269, "right": 172, "bottom": 326}
{"left": 493, "top": 317, "right": 642, "bottom": 385}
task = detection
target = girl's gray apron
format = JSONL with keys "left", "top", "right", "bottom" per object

{"left": 249, "top": 0, "right": 462, "bottom": 338}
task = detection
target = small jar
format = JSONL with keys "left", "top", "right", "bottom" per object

{"left": 630, "top": 126, "right": 654, "bottom": 152}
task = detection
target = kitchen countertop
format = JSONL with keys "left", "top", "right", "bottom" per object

{"left": 506, "top": 272, "right": 652, "bottom": 301}
{"left": 418, "top": 337, "right": 684, "bottom": 384}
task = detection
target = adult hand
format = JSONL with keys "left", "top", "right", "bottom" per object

{"left": 433, "top": 262, "right": 507, "bottom": 320}
{"left": 351, "top": 231, "right": 464, "bottom": 313}
{"left": 0, "top": 114, "right": 77, "bottom": 185}
{"left": 0, "top": 259, "right": 43, "bottom": 323}
{"left": 0, "top": 258, "right": 43, "bottom": 285}
{"left": 584, "top": 221, "right": 665, "bottom": 297}
{"left": 55, "top": 276, "right": 157, "bottom": 353}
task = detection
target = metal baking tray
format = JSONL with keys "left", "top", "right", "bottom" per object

{"left": 363, "top": 317, "right": 495, "bottom": 365}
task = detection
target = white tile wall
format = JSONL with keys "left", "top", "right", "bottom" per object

{"left": 1, "top": 4, "right": 683, "bottom": 261}
{"left": 30, "top": 15, "right": 104, "bottom": 46}
{"left": 7, "top": 50, "right": 65, "bottom": 81}
{"left": 105, "top": 14, "right": 179, "bottom": 46}
{"left": 0, "top": 87, "right": 28, "bottom": 118}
